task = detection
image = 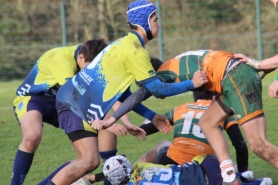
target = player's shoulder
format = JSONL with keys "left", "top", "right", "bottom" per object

{"left": 121, "top": 33, "right": 145, "bottom": 51}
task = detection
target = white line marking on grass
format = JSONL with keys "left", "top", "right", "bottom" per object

{"left": 0, "top": 106, "right": 12, "bottom": 110}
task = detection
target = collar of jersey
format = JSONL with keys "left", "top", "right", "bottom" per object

{"left": 131, "top": 30, "right": 145, "bottom": 47}
{"left": 74, "top": 45, "right": 82, "bottom": 71}
{"left": 74, "top": 45, "right": 82, "bottom": 62}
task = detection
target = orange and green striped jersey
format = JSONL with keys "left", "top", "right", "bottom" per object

{"left": 157, "top": 50, "right": 234, "bottom": 93}
{"left": 165, "top": 99, "right": 237, "bottom": 164}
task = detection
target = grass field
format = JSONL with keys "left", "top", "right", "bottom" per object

{"left": 0, "top": 73, "right": 278, "bottom": 184}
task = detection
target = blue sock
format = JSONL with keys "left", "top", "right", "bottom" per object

{"left": 10, "top": 150, "right": 34, "bottom": 185}
{"left": 100, "top": 150, "right": 117, "bottom": 185}
{"left": 37, "top": 162, "right": 70, "bottom": 185}
{"left": 99, "top": 149, "right": 117, "bottom": 163}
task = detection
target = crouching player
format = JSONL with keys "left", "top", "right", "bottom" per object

{"left": 90, "top": 155, "right": 273, "bottom": 185}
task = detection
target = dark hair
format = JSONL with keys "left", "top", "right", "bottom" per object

{"left": 129, "top": 23, "right": 138, "bottom": 30}
{"left": 192, "top": 87, "right": 218, "bottom": 102}
{"left": 79, "top": 38, "right": 107, "bottom": 62}
{"left": 150, "top": 57, "right": 163, "bottom": 71}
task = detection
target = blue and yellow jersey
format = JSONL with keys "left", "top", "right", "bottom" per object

{"left": 165, "top": 100, "right": 237, "bottom": 164}
{"left": 57, "top": 32, "right": 157, "bottom": 124}
{"left": 157, "top": 50, "right": 234, "bottom": 93}
{"left": 16, "top": 45, "right": 80, "bottom": 96}
{"left": 127, "top": 161, "right": 204, "bottom": 185}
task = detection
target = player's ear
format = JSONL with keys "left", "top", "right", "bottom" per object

{"left": 78, "top": 53, "right": 85, "bottom": 61}
{"left": 77, "top": 54, "right": 90, "bottom": 70}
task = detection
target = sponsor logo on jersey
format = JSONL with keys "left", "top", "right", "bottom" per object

{"left": 79, "top": 70, "right": 93, "bottom": 85}
{"left": 148, "top": 70, "right": 155, "bottom": 76}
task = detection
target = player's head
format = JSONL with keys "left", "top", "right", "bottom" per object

{"left": 79, "top": 38, "right": 107, "bottom": 63}
{"left": 192, "top": 87, "right": 218, "bottom": 102}
{"left": 192, "top": 154, "right": 222, "bottom": 185}
{"left": 150, "top": 57, "right": 163, "bottom": 71}
{"left": 127, "top": 0, "right": 158, "bottom": 40}
{"left": 103, "top": 155, "right": 133, "bottom": 185}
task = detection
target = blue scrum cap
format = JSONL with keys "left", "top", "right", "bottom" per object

{"left": 126, "top": 0, "right": 157, "bottom": 33}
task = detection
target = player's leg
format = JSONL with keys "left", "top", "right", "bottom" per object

{"left": 98, "top": 129, "right": 116, "bottom": 185}
{"left": 49, "top": 131, "right": 99, "bottom": 184}
{"left": 136, "top": 140, "right": 172, "bottom": 163}
{"left": 98, "top": 113, "right": 118, "bottom": 164}
{"left": 227, "top": 64, "right": 278, "bottom": 169}
{"left": 11, "top": 96, "right": 44, "bottom": 185}
{"left": 98, "top": 113, "right": 117, "bottom": 185}
{"left": 241, "top": 116, "right": 278, "bottom": 168}
{"left": 43, "top": 100, "right": 100, "bottom": 184}
{"left": 199, "top": 99, "right": 237, "bottom": 184}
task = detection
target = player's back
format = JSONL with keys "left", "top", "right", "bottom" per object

{"left": 57, "top": 32, "right": 156, "bottom": 123}
{"left": 166, "top": 100, "right": 219, "bottom": 164}
{"left": 156, "top": 50, "right": 210, "bottom": 83}
{"left": 16, "top": 46, "right": 78, "bottom": 96}
{"left": 157, "top": 50, "right": 234, "bottom": 93}
{"left": 127, "top": 161, "right": 204, "bottom": 185}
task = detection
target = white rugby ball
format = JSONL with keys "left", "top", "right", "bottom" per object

{"left": 71, "top": 177, "right": 91, "bottom": 185}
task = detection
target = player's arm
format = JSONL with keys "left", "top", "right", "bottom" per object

{"left": 225, "top": 118, "right": 249, "bottom": 172}
{"left": 126, "top": 49, "right": 207, "bottom": 98}
{"left": 234, "top": 53, "right": 278, "bottom": 70}
{"left": 117, "top": 87, "right": 156, "bottom": 121}
{"left": 143, "top": 78, "right": 194, "bottom": 98}
{"left": 140, "top": 109, "right": 174, "bottom": 135}
{"left": 107, "top": 86, "right": 172, "bottom": 133}
{"left": 112, "top": 86, "right": 152, "bottom": 122}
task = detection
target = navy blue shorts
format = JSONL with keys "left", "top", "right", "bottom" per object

{"left": 13, "top": 95, "right": 59, "bottom": 127}
{"left": 56, "top": 99, "right": 98, "bottom": 135}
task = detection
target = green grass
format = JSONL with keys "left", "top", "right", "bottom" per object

{"left": 1, "top": 72, "right": 278, "bottom": 184}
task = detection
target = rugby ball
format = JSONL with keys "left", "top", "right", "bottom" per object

{"left": 71, "top": 177, "right": 91, "bottom": 185}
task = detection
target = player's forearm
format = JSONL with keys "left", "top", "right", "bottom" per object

{"left": 132, "top": 103, "right": 156, "bottom": 121}
{"left": 111, "top": 86, "right": 152, "bottom": 121}
{"left": 259, "top": 54, "right": 278, "bottom": 69}
{"left": 145, "top": 79, "right": 194, "bottom": 98}
{"left": 140, "top": 122, "right": 159, "bottom": 135}
{"left": 111, "top": 101, "right": 131, "bottom": 125}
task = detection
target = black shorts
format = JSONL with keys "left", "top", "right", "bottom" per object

{"left": 68, "top": 130, "right": 97, "bottom": 142}
{"left": 155, "top": 146, "right": 178, "bottom": 165}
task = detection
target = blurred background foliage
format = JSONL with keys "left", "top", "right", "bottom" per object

{"left": 0, "top": 0, "right": 277, "bottom": 80}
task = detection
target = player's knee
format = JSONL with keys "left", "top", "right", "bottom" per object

{"left": 21, "top": 134, "right": 41, "bottom": 152}
{"left": 248, "top": 138, "right": 266, "bottom": 154}
{"left": 83, "top": 156, "right": 100, "bottom": 173}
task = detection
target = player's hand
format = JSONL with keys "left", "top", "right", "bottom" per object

{"left": 91, "top": 117, "right": 116, "bottom": 130}
{"left": 234, "top": 53, "right": 249, "bottom": 62}
{"left": 192, "top": 70, "right": 208, "bottom": 88}
{"left": 268, "top": 80, "right": 278, "bottom": 98}
{"left": 107, "top": 123, "right": 128, "bottom": 137}
{"left": 123, "top": 122, "right": 146, "bottom": 141}
{"left": 91, "top": 119, "right": 111, "bottom": 130}
{"left": 234, "top": 54, "right": 261, "bottom": 70}
{"left": 84, "top": 174, "right": 96, "bottom": 184}
{"left": 152, "top": 114, "right": 173, "bottom": 134}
